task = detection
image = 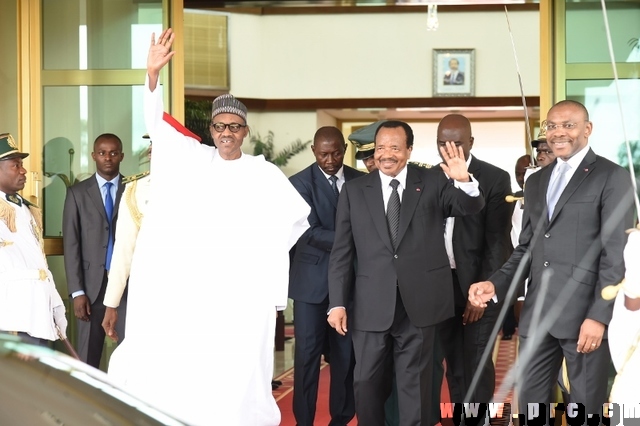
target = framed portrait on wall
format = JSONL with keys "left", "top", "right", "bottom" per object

{"left": 433, "top": 49, "right": 475, "bottom": 97}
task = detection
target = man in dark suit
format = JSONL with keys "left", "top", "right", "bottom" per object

{"left": 289, "top": 126, "right": 364, "bottom": 426}
{"left": 502, "top": 153, "right": 532, "bottom": 340}
{"left": 327, "top": 120, "right": 485, "bottom": 425}
{"left": 63, "top": 133, "right": 126, "bottom": 368}
{"left": 469, "top": 100, "right": 635, "bottom": 416}
{"left": 434, "top": 114, "right": 513, "bottom": 406}
{"left": 443, "top": 58, "right": 465, "bottom": 85}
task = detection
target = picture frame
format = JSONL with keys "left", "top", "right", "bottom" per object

{"left": 433, "top": 49, "right": 475, "bottom": 97}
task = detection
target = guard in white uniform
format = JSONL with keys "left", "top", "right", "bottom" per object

{"left": 0, "top": 133, "right": 67, "bottom": 344}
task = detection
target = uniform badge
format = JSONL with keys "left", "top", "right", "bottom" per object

{"left": 7, "top": 134, "right": 18, "bottom": 149}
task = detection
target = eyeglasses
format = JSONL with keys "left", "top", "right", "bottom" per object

{"left": 210, "top": 122, "right": 246, "bottom": 133}
{"left": 544, "top": 122, "right": 579, "bottom": 131}
{"left": 95, "top": 151, "right": 122, "bottom": 158}
{"left": 536, "top": 148, "right": 553, "bottom": 155}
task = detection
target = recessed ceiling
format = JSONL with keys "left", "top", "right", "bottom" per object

{"left": 184, "top": 0, "right": 540, "bottom": 8}
{"left": 322, "top": 106, "right": 539, "bottom": 122}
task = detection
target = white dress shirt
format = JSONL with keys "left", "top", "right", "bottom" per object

{"left": 318, "top": 165, "right": 345, "bottom": 193}
{"left": 444, "top": 155, "right": 475, "bottom": 269}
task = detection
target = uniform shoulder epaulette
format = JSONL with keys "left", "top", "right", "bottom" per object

{"left": 22, "top": 198, "right": 39, "bottom": 209}
{"left": 123, "top": 170, "right": 150, "bottom": 185}
{"left": 409, "top": 161, "right": 433, "bottom": 169}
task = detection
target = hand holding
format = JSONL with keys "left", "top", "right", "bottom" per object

{"left": 53, "top": 305, "right": 68, "bottom": 339}
{"left": 462, "top": 301, "right": 485, "bottom": 325}
{"left": 439, "top": 141, "right": 470, "bottom": 182}
{"left": 468, "top": 281, "right": 496, "bottom": 308}
{"left": 327, "top": 308, "right": 348, "bottom": 336}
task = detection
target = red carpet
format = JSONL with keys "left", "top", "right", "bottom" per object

{"left": 275, "top": 362, "right": 450, "bottom": 425}
{"left": 285, "top": 324, "right": 294, "bottom": 338}
{"left": 274, "top": 332, "right": 517, "bottom": 425}
{"left": 274, "top": 363, "right": 356, "bottom": 426}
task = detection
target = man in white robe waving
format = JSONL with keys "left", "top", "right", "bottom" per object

{"left": 107, "top": 28, "right": 310, "bottom": 426}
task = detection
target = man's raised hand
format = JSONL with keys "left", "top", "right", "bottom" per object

{"left": 147, "top": 28, "right": 176, "bottom": 91}
{"left": 439, "top": 141, "right": 470, "bottom": 182}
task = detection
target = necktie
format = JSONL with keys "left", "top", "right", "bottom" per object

{"left": 329, "top": 175, "right": 340, "bottom": 199}
{"left": 5, "top": 193, "right": 22, "bottom": 206}
{"left": 387, "top": 179, "right": 401, "bottom": 250}
{"left": 104, "top": 182, "right": 114, "bottom": 270}
{"left": 546, "top": 162, "right": 570, "bottom": 219}
{"left": 444, "top": 178, "right": 454, "bottom": 232}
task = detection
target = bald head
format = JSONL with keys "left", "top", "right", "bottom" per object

{"left": 437, "top": 114, "right": 474, "bottom": 160}
{"left": 312, "top": 126, "right": 347, "bottom": 176}
{"left": 550, "top": 100, "right": 589, "bottom": 121}
{"left": 313, "top": 126, "right": 345, "bottom": 146}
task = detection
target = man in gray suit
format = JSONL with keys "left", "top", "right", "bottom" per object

{"left": 63, "top": 133, "right": 125, "bottom": 368}
{"left": 469, "top": 100, "right": 635, "bottom": 416}
{"left": 328, "top": 120, "right": 484, "bottom": 425}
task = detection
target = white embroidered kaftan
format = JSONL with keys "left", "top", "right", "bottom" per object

{"left": 104, "top": 174, "right": 151, "bottom": 308}
{"left": 107, "top": 80, "right": 310, "bottom": 425}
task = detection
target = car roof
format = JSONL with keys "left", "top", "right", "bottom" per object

{"left": 0, "top": 334, "right": 186, "bottom": 426}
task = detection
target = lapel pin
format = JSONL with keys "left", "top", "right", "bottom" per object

{"left": 584, "top": 168, "right": 589, "bottom": 172}
{"left": 416, "top": 188, "right": 421, "bottom": 192}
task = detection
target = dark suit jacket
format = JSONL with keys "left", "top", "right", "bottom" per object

{"left": 328, "top": 165, "right": 485, "bottom": 331}
{"left": 490, "top": 148, "right": 635, "bottom": 339}
{"left": 289, "top": 164, "right": 365, "bottom": 304}
{"left": 451, "top": 156, "right": 513, "bottom": 295}
{"left": 63, "top": 173, "right": 125, "bottom": 304}
{"left": 443, "top": 71, "right": 465, "bottom": 85}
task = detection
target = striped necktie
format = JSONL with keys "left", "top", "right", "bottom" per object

{"left": 329, "top": 175, "right": 339, "bottom": 199}
{"left": 387, "top": 179, "right": 401, "bottom": 250}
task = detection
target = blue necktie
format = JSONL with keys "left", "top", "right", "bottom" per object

{"left": 104, "top": 182, "right": 114, "bottom": 270}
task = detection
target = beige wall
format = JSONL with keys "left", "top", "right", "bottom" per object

{"left": 220, "top": 9, "right": 539, "bottom": 179}
{"left": 227, "top": 10, "right": 540, "bottom": 99}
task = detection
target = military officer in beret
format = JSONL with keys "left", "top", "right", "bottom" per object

{"left": 348, "top": 121, "right": 386, "bottom": 173}
{"left": 0, "top": 133, "right": 68, "bottom": 345}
